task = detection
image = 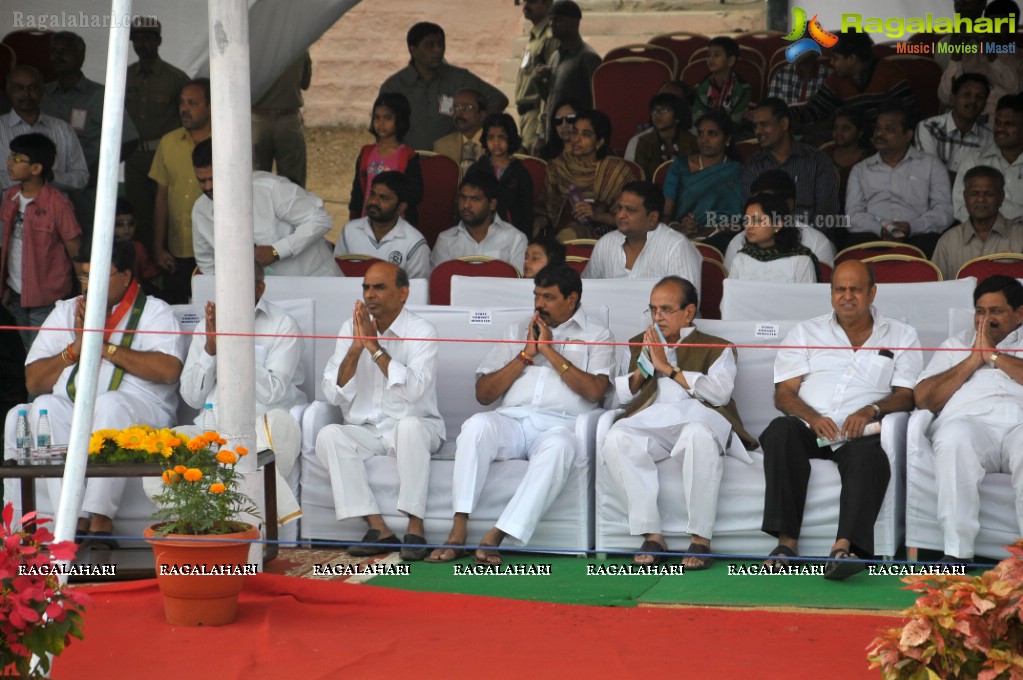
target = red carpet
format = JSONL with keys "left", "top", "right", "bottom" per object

{"left": 58, "top": 573, "right": 899, "bottom": 679}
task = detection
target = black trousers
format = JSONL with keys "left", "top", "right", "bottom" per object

{"left": 760, "top": 416, "right": 891, "bottom": 557}
{"left": 153, "top": 256, "right": 197, "bottom": 305}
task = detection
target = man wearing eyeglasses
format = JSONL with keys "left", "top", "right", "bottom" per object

{"left": 433, "top": 89, "right": 486, "bottom": 173}
{"left": 5, "top": 240, "right": 184, "bottom": 547}
{"left": 600, "top": 276, "right": 756, "bottom": 570}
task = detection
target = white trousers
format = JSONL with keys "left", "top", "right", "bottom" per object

{"left": 4, "top": 392, "right": 171, "bottom": 519}
{"left": 931, "top": 417, "right": 1023, "bottom": 558}
{"left": 601, "top": 420, "right": 724, "bottom": 539}
{"left": 452, "top": 412, "right": 576, "bottom": 545}
{"left": 314, "top": 418, "right": 440, "bottom": 521}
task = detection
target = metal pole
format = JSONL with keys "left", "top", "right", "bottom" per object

{"left": 208, "top": 0, "right": 260, "bottom": 565}
{"left": 53, "top": 0, "right": 131, "bottom": 566}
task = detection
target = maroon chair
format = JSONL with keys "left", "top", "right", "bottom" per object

{"left": 2, "top": 30, "right": 56, "bottom": 83}
{"left": 334, "top": 255, "right": 383, "bottom": 277}
{"left": 818, "top": 261, "right": 833, "bottom": 283}
{"left": 835, "top": 241, "right": 926, "bottom": 265}
{"left": 592, "top": 58, "right": 673, "bottom": 155}
{"left": 429, "top": 257, "right": 520, "bottom": 305}
{"left": 652, "top": 160, "right": 672, "bottom": 191}
{"left": 956, "top": 253, "right": 1023, "bottom": 280}
{"left": 603, "top": 44, "right": 678, "bottom": 79}
{"left": 563, "top": 239, "right": 596, "bottom": 259}
{"left": 694, "top": 242, "right": 724, "bottom": 264}
{"left": 700, "top": 258, "right": 727, "bottom": 320}
{"left": 735, "top": 32, "right": 789, "bottom": 69}
{"left": 886, "top": 55, "right": 943, "bottom": 119}
{"left": 565, "top": 255, "right": 589, "bottom": 274}
{"left": 648, "top": 32, "right": 711, "bottom": 77}
{"left": 513, "top": 154, "right": 547, "bottom": 213}
{"left": 414, "top": 152, "right": 460, "bottom": 249}
{"left": 861, "top": 255, "right": 942, "bottom": 283}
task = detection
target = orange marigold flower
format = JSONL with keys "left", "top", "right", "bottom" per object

{"left": 187, "top": 437, "right": 205, "bottom": 452}
{"left": 215, "top": 450, "right": 237, "bottom": 465}
{"left": 183, "top": 468, "right": 203, "bottom": 482}
{"left": 235, "top": 446, "right": 249, "bottom": 457}
{"left": 174, "top": 465, "right": 187, "bottom": 474}
{"left": 208, "top": 483, "right": 226, "bottom": 494}
{"left": 162, "top": 470, "right": 177, "bottom": 484}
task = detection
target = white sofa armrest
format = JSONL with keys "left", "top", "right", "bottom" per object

{"left": 574, "top": 408, "right": 607, "bottom": 464}
{"left": 300, "top": 400, "right": 343, "bottom": 458}
{"left": 880, "top": 410, "right": 909, "bottom": 467}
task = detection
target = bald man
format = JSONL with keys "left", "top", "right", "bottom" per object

{"left": 314, "top": 262, "right": 444, "bottom": 561}
{"left": 760, "top": 261, "right": 921, "bottom": 579}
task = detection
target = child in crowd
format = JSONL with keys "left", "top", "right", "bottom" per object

{"left": 114, "top": 197, "right": 159, "bottom": 291}
{"left": 826, "top": 108, "right": 872, "bottom": 213}
{"left": 522, "top": 234, "right": 566, "bottom": 278}
{"left": 468, "top": 113, "right": 534, "bottom": 237}
{"left": 729, "top": 192, "right": 819, "bottom": 284}
{"left": 349, "top": 92, "right": 423, "bottom": 225}
{"left": 0, "top": 133, "right": 82, "bottom": 350}
{"left": 692, "top": 36, "right": 752, "bottom": 132}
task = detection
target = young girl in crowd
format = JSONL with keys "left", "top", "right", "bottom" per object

{"left": 468, "top": 113, "right": 534, "bottom": 237}
{"left": 729, "top": 193, "right": 819, "bottom": 283}
{"left": 522, "top": 234, "right": 566, "bottom": 278}
{"left": 826, "top": 108, "right": 871, "bottom": 213}
{"left": 349, "top": 92, "right": 423, "bottom": 224}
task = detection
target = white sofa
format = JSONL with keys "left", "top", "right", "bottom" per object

{"left": 297, "top": 305, "right": 608, "bottom": 552}
{"left": 593, "top": 319, "right": 907, "bottom": 558}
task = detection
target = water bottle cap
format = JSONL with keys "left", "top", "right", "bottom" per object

{"left": 205, "top": 403, "right": 214, "bottom": 409}
{"left": 18, "top": 409, "right": 27, "bottom": 415}
{"left": 39, "top": 409, "right": 48, "bottom": 415}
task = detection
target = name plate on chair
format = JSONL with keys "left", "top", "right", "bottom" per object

{"left": 754, "top": 323, "right": 780, "bottom": 339}
{"left": 469, "top": 311, "right": 493, "bottom": 325}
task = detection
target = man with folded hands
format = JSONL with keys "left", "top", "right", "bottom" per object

{"left": 426, "top": 264, "right": 613, "bottom": 566}
{"left": 760, "top": 260, "right": 921, "bottom": 579}
{"left": 315, "top": 262, "right": 444, "bottom": 561}
{"left": 600, "top": 276, "right": 757, "bottom": 570}
{"left": 914, "top": 275, "right": 1023, "bottom": 566}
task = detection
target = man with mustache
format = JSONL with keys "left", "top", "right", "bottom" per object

{"left": 953, "top": 94, "right": 1023, "bottom": 223}
{"left": 429, "top": 172, "right": 527, "bottom": 270}
{"left": 915, "top": 275, "right": 1023, "bottom": 566}
{"left": 426, "top": 264, "right": 612, "bottom": 565}
{"left": 432, "top": 89, "right": 486, "bottom": 173}
{"left": 915, "top": 73, "right": 992, "bottom": 181}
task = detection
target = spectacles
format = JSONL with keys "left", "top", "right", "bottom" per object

{"left": 553, "top": 115, "right": 577, "bottom": 126}
{"left": 452, "top": 103, "right": 477, "bottom": 112}
{"left": 8, "top": 153, "right": 30, "bottom": 164}
{"left": 645, "top": 305, "right": 685, "bottom": 318}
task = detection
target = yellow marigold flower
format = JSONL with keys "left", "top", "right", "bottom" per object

{"left": 116, "top": 426, "right": 148, "bottom": 450}
{"left": 215, "top": 450, "right": 237, "bottom": 465}
{"left": 88, "top": 432, "right": 106, "bottom": 455}
{"left": 208, "top": 483, "right": 226, "bottom": 494}
{"left": 174, "top": 465, "right": 187, "bottom": 474}
{"left": 235, "top": 446, "right": 249, "bottom": 457}
{"left": 183, "top": 468, "right": 203, "bottom": 482}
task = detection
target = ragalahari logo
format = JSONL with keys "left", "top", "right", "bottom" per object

{"left": 784, "top": 7, "right": 839, "bottom": 63}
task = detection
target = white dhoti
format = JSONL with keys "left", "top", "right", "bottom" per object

{"left": 452, "top": 411, "right": 577, "bottom": 545}
{"left": 930, "top": 416, "right": 1023, "bottom": 559}
{"left": 4, "top": 392, "right": 172, "bottom": 519}
{"left": 600, "top": 402, "right": 733, "bottom": 538}
{"left": 314, "top": 417, "right": 441, "bottom": 520}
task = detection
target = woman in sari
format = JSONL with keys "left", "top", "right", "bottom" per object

{"left": 662, "top": 110, "right": 742, "bottom": 254}
{"left": 534, "top": 109, "right": 634, "bottom": 240}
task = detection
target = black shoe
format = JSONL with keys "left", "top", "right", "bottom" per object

{"left": 399, "top": 534, "right": 430, "bottom": 561}
{"left": 938, "top": 554, "right": 976, "bottom": 572}
{"left": 347, "top": 529, "right": 400, "bottom": 557}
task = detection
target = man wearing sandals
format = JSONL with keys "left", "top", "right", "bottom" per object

{"left": 427, "top": 264, "right": 613, "bottom": 565}
{"left": 760, "top": 261, "right": 920, "bottom": 579}
{"left": 315, "top": 262, "right": 444, "bottom": 562}
{"left": 601, "top": 276, "right": 758, "bottom": 570}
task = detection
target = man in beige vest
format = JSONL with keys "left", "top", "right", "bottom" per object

{"left": 600, "top": 276, "right": 756, "bottom": 569}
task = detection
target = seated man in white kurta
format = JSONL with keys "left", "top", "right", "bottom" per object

{"left": 426, "top": 264, "right": 613, "bottom": 565}
{"left": 190, "top": 138, "right": 339, "bottom": 278}
{"left": 177, "top": 262, "right": 306, "bottom": 525}
{"left": 581, "top": 181, "right": 702, "bottom": 291}
{"left": 314, "top": 262, "right": 444, "bottom": 562}
{"left": 914, "top": 274, "right": 1023, "bottom": 566}
{"left": 4, "top": 241, "right": 183, "bottom": 544}
{"left": 601, "top": 276, "right": 757, "bottom": 569}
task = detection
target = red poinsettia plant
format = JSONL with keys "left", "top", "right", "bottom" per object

{"left": 867, "top": 540, "right": 1023, "bottom": 679}
{"left": 1, "top": 502, "right": 89, "bottom": 678}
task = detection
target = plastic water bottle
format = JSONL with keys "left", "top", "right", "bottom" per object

{"left": 15, "top": 410, "right": 31, "bottom": 464}
{"left": 36, "top": 409, "right": 52, "bottom": 462}
{"left": 201, "top": 403, "right": 217, "bottom": 433}
{"left": 567, "top": 184, "right": 590, "bottom": 227}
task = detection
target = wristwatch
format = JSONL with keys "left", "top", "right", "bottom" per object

{"left": 271, "top": 246, "right": 280, "bottom": 261}
{"left": 371, "top": 348, "right": 386, "bottom": 363}
{"left": 106, "top": 343, "right": 118, "bottom": 357}
{"left": 868, "top": 403, "right": 881, "bottom": 418}
{"left": 990, "top": 352, "right": 1000, "bottom": 368}
{"left": 668, "top": 366, "right": 680, "bottom": 380}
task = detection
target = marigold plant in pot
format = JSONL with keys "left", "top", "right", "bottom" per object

{"left": 1, "top": 502, "right": 89, "bottom": 678}
{"left": 867, "top": 540, "right": 1023, "bottom": 679}
{"left": 90, "top": 426, "right": 261, "bottom": 626}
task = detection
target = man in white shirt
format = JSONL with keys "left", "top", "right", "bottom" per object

{"left": 914, "top": 275, "right": 1023, "bottom": 566}
{"left": 915, "top": 72, "right": 992, "bottom": 180}
{"left": 430, "top": 173, "right": 527, "bottom": 271}
{"left": 582, "top": 181, "right": 702, "bottom": 291}
{"left": 845, "top": 102, "right": 954, "bottom": 257}
{"left": 190, "top": 139, "right": 338, "bottom": 278}
{"left": 426, "top": 264, "right": 613, "bottom": 565}
{"left": 601, "top": 277, "right": 757, "bottom": 569}
{"left": 4, "top": 241, "right": 184, "bottom": 544}
{"left": 0, "top": 65, "right": 88, "bottom": 191}
{"left": 315, "top": 262, "right": 444, "bottom": 561}
{"left": 953, "top": 95, "right": 1023, "bottom": 223}
{"left": 760, "top": 261, "right": 921, "bottom": 579}
{"left": 333, "top": 171, "right": 431, "bottom": 279}
{"left": 178, "top": 262, "right": 306, "bottom": 525}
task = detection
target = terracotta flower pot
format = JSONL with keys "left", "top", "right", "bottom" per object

{"left": 143, "top": 523, "right": 260, "bottom": 626}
